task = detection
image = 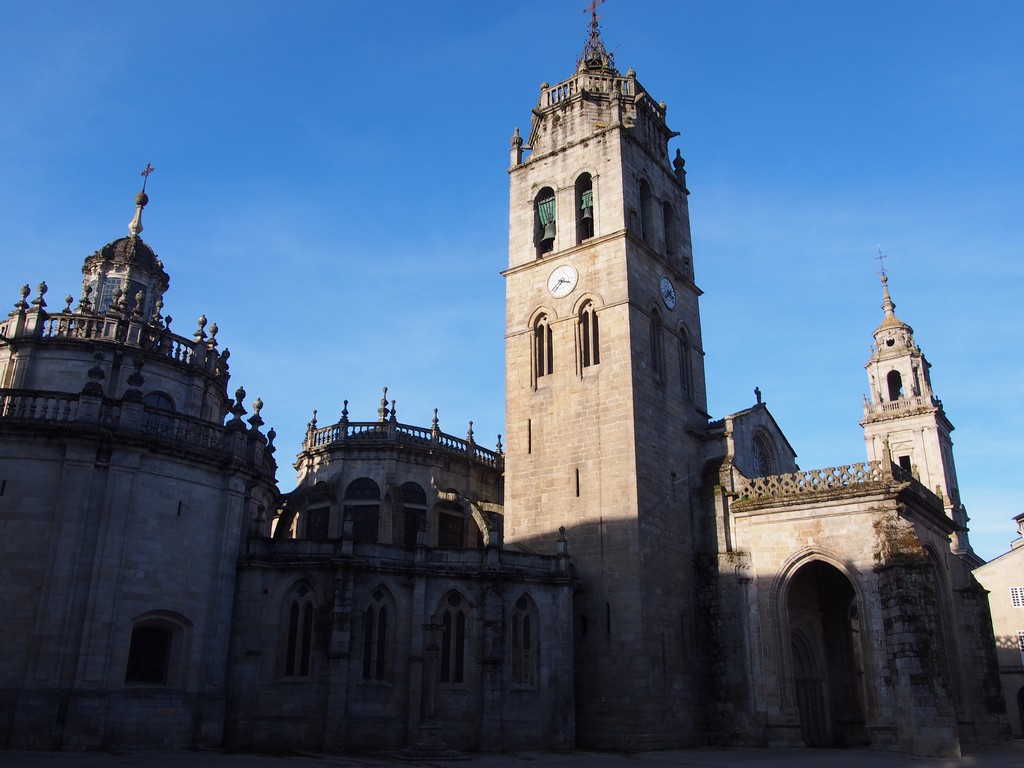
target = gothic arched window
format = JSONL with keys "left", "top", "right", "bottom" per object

{"left": 534, "top": 314, "right": 553, "bottom": 379}
{"left": 579, "top": 301, "right": 600, "bottom": 369}
{"left": 510, "top": 594, "right": 539, "bottom": 687}
{"left": 439, "top": 591, "right": 469, "bottom": 684}
{"left": 751, "top": 430, "right": 775, "bottom": 478}
{"left": 678, "top": 324, "right": 691, "bottom": 394}
{"left": 362, "top": 586, "right": 393, "bottom": 682}
{"left": 281, "top": 586, "right": 316, "bottom": 678}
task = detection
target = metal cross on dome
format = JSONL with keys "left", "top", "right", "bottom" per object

{"left": 875, "top": 245, "right": 888, "bottom": 277}
{"left": 139, "top": 162, "right": 155, "bottom": 192}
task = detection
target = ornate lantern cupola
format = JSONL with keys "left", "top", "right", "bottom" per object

{"left": 81, "top": 164, "right": 169, "bottom": 318}
{"left": 861, "top": 266, "right": 977, "bottom": 562}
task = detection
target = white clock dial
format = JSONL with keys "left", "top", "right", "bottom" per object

{"left": 660, "top": 275, "right": 677, "bottom": 310}
{"left": 547, "top": 265, "right": 578, "bottom": 298}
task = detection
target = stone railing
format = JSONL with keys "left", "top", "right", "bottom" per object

{"left": 736, "top": 461, "right": 890, "bottom": 501}
{"left": 0, "top": 390, "right": 79, "bottom": 423}
{"left": 2, "top": 308, "right": 227, "bottom": 379}
{"left": 142, "top": 408, "right": 225, "bottom": 452}
{"left": 863, "top": 395, "right": 939, "bottom": 418}
{"left": 541, "top": 71, "right": 641, "bottom": 108}
{"left": 0, "top": 388, "right": 232, "bottom": 456}
{"left": 306, "top": 420, "right": 503, "bottom": 470}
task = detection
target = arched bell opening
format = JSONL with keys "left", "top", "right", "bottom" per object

{"left": 886, "top": 369, "right": 904, "bottom": 401}
{"left": 786, "top": 560, "right": 868, "bottom": 748}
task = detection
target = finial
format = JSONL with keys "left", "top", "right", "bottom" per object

{"left": 248, "top": 397, "right": 265, "bottom": 430}
{"left": 64, "top": 295, "right": 73, "bottom": 313}
{"left": 226, "top": 386, "right": 247, "bottom": 430}
{"left": 12, "top": 284, "right": 30, "bottom": 313}
{"left": 31, "top": 282, "right": 47, "bottom": 310}
{"left": 378, "top": 386, "right": 389, "bottom": 422}
{"left": 390, "top": 399, "right": 397, "bottom": 423}
{"left": 877, "top": 249, "right": 897, "bottom": 319}
{"left": 193, "top": 314, "right": 208, "bottom": 342}
{"left": 341, "top": 399, "right": 349, "bottom": 424}
{"left": 431, "top": 408, "right": 440, "bottom": 437}
{"left": 496, "top": 434, "right": 503, "bottom": 454}
{"left": 128, "top": 163, "right": 153, "bottom": 238}
{"left": 578, "top": 0, "right": 616, "bottom": 72}
{"left": 467, "top": 420, "right": 475, "bottom": 444}
{"left": 76, "top": 284, "right": 93, "bottom": 314}
{"left": 266, "top": 427, "right": 277, "bottom": 454}
{"left": 510, "top": 126, "right": 524, "bottom": 166}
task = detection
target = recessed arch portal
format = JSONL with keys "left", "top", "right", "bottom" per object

{"left": 785, "top": 559, "right": 867, "bottom": 748}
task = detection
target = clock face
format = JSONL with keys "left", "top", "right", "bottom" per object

{"left": 547, "top": 265, "right": 578, "bottom": 298}
{"left": 660, "top": 275, "right": 677, "bottom": 310}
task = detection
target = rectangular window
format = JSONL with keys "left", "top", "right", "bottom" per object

{"left": 438, "top": 512, "right": 465, "bottom": 548}
{"left": 1011, "top": 587, "right": 1024, "bottom": 608}
{"left": 125, "top": 626, "right": 171, "bottom": 684}
{"left": 305, "top": 506, "right": 329, "bottom": 540}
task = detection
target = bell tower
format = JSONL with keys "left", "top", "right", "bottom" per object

{"left": 502, "top": 7, "right": 710, "bottom": 748}
{"left": 860, "top": 273, "right": 977, "bottom": 562}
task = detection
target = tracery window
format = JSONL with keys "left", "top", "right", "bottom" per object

{"left": 439, "top": 591, "right": 469, "bottom": 684}
{"left": 534, "top": 314, "right": 553, "bottom": 379}
{"left": 751, "top": 430, "right": 775, "bottom": 477}
{"left": 345, "top": 477, "right": 380, "bottom": 543}
{"left": 283, "top": 589, "right": 315, "bottom": 677}
{"left": 362, "top": 587, "right": 392, "bottom": 682}
{"left": 579, "top": 301, "right": 600, "bottom": 368}
{"left": 510, "top": 594, "right": 539, "bottom": 687}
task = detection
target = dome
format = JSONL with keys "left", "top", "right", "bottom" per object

{"left": 82, "top": 235, "right": 169, "bottom": 288}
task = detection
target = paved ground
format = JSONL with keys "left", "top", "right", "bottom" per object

{"left": 2, "top": 742, "right": 1022, "bottom": 768}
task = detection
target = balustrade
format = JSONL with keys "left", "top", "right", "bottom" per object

{"left": 737, "top": 461, "right": 888, "bottom": 500}
{"left": 306, "top": 420, "right": 502, "bottom": 469}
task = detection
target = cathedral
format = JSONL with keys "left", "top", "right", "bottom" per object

{"left": 0, "top": 15, "right": 1009, "bottom": 759}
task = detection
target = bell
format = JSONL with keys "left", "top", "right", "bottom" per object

{"left": 581, "top": 205, "right": 593, "bottom": 221}
{"left": 541, "top": 222, "right": 556, "bottom": 244}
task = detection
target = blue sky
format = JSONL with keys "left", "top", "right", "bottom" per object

{"left": 1, "top": 2, "right": 1021, "bottom": 560}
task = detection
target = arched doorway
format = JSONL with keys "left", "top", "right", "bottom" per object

{"left": 786, "top": 560, "right": 867, "bottom": 747}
